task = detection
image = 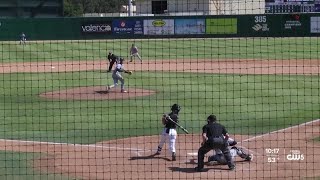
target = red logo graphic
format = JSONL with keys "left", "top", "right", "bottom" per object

{"left": 291, "top": 14, "right": 300, "bottom": 21}
{"left": 120, "top": 21, "right": 126, "bottom": 27}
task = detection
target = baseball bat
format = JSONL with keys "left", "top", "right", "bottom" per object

{"left": 165, "top": 115, "right": 189, "bottom": 134}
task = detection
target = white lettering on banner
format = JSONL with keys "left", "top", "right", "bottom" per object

{"left": 284, "top": 20, "right": 301, "bottom": 29}
{"left": 81, "top": 24, "right": 111, "bottom": 33}
{"left": 255, "top": 16, "right": 267, "bottom": 23}
{"left": 252, "top": 16, "right": 269, "bottom": 32}
{"left": 252, "top": 24, "right": 269, "bottom": 32}
{"left": 114, "top": 27, "right": 133, "bottom": 31}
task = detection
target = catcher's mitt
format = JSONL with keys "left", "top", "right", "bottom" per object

{"left": 127, "top": 71, "right": 133, "bottom": 75}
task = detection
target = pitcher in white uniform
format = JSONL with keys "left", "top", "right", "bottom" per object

{"left": 106, "top": 58, "right": 131, "bottom": 93}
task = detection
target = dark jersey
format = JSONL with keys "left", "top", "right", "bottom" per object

{"left": 111, "top": 55, "right": 120, "bottom": 63}
{"left": 107, "top": 54, "right": 112, "bottom": 62}
{"left": 165, "top": 112, "right": 179, "bottom": 129}
{"left": 202, "top": 122, "right": 227, "bottom": 139}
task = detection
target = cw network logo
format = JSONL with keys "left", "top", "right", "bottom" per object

{"left": 286, "top": 150, "right": 304, "bottom": 161}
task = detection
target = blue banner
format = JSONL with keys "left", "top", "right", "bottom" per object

{"left": 175, "top": 19, "right": 205, "bottom": 34}
{"left": 112, "top": 19, "right": 143, "bottom": 34}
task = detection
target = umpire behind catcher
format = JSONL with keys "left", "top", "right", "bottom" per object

{"left": 195, "top": 115, "right": 235, "bottom": 172}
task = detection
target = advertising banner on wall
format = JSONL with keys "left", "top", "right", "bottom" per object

{"left": 238, "top": 14, "right": 310, "bottom": 37}
{"left": 175, "top": 19, "right": 205, "bottom": 34}
{"left": 310, "top": 16, "right": 320, "bottom": 33}
{"left": 237, "top": 15, "right": 272, "bottom": 36}
{"left": 283, "top": 14, "right": 303, "bottom": 31}
{"left": 112, "top": 19, "right": 143, "bottom": 34}
{"left": 251, "top": 15, "right": 270, "bottom": 32}
{"left": 206, "top": 18, "right": 237, "bottom": 34}
{"left": 143, "top": 19, "right": 174, "bottom": 35}
{"left": 81, "top": 21, "right": 112, "bottom": 34}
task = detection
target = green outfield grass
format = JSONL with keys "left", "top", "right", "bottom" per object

{"left": 0, "top": 71, "right": 319, "bottom": 144}
{"left": 0, "top": 37, "right": 320, "bottom": 62}
{"left": 314, "top": 137, "right": 320, "bottom": 142}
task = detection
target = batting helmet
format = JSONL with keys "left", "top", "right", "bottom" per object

{"left": 171, "top": 104, "right": 181, "bottom": 113}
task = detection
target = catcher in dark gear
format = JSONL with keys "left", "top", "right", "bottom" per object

{"left": 208, "top": 144, "right": 253, "bottom": 165}
{"left": 155, "top": 104, "right": 181, "bottom": 161}
{"left": 195, "top": 115, "right": 235, "bottom": 172}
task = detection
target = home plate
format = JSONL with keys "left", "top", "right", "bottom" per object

{"left": 187, "top": 152, "right": 198, "bottom": 156}
{"left": 187, "top": 152, "right": 198, "bottom": 163}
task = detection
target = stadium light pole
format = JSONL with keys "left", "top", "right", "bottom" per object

{"left": 128, "top": 0, "right": 132, "bottom": 16}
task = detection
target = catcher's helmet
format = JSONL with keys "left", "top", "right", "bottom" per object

{"left": 171, "top": 104, "right": 181, "bottom": 113}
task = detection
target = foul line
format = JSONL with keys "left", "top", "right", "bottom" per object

{"left": 242, "top": 119, "right": 320, "bottom": 142}
{"left": 0, "top": 139, "right": 148, "bottom": 152}
{"left": 237, "top": 119, "right": 320, "bottom": 156}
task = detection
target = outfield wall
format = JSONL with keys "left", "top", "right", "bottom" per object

{"left": 0, "top": 14, "right": 319, "bottom": 40}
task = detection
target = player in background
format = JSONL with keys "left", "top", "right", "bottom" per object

{"left": 20, "top": 32, "right": 26, "bottom": 45}
{"left": 129, "top": 43, "right": 142, "bottom": 63}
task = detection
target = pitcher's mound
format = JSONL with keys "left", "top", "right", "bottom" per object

{"left": 39, "top": 86, "right": 156, "bottom": 100}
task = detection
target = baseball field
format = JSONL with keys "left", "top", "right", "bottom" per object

{"left": 0, "top": 37, "right": 319, "bottom": 179}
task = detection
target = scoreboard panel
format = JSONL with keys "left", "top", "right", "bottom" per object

{"left": 265, "top": 0, "right": 320, "bottom": 13}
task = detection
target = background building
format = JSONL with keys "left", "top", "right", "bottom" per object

{"left": 135, "top": 0, "right": 265, "bottom": 15}
{"left": 0, "top": 0, "right": 63, "bottom": 18}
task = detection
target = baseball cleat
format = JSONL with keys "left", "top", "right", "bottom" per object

{"left": 208, "top": 161, "right": 219, "bottom": 166}
{"left": 172, "top": 152, "right": 176, "bottom": 161}
{"left": 246, "top": 154, "right": 253, "bottom": 161}
{"left": 155, "top": 151, "right": 161, "bottom": 155}
{"left": 229, "top": 165, "right": 236, "bottom": 171}
{"left": 194, "top": 166, "right": 204, "bottom": 172}
{"left": 106, "top": 86, "right": 110, "bottom": 92}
